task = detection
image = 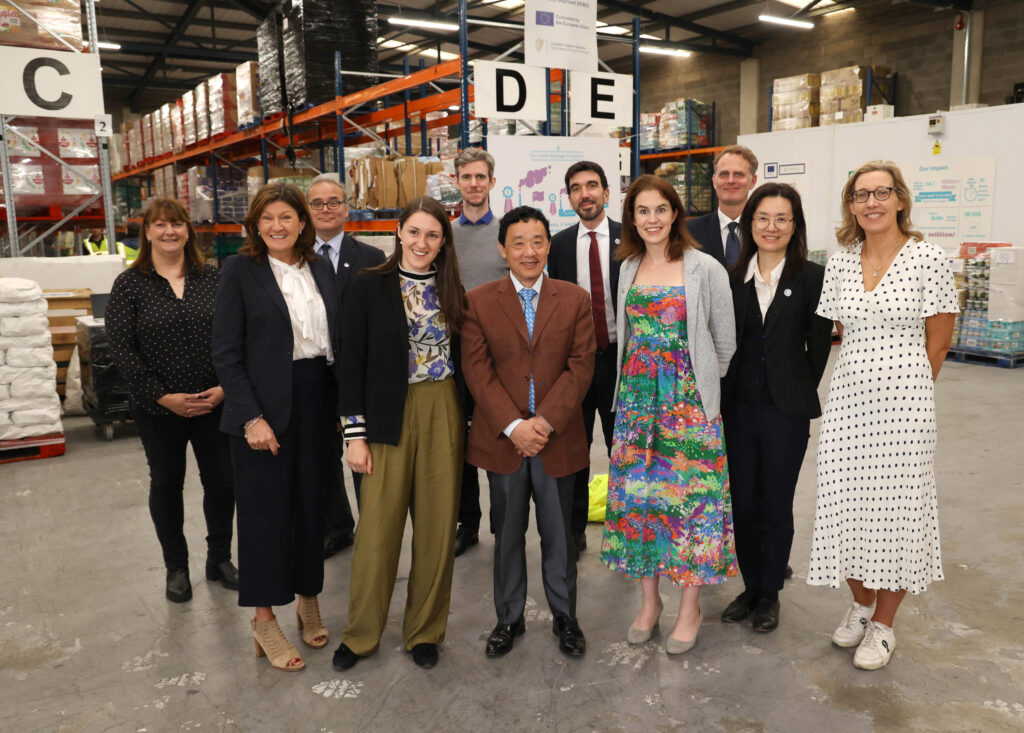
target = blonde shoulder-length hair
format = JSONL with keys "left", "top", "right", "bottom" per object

{"left": 836, "top": 160, "right": 923, "bottom": 247}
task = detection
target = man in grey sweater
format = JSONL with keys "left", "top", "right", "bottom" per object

{"left": 451, "top": 147, "right": 507, "bottom": 557}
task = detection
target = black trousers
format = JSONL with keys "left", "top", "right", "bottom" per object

{"left": 723, "top": 399, "right": 810, "bottom": 594}
{"left": 488, "top": 457, "right": 577, "bottom": 624}
{"left": 571, "top": 345, "right": 617, "bottom": 534}
{"left": 134, "top": 406, "right": 235, "bottom": 570}
{"left": 230, "top": 358, "right": 336, "bottom": 607}
{"left": 456, "top": 401, "right": 483, "bottom": 532}
{"left": 324, "top": 433, "right": 360, "bottom": 539}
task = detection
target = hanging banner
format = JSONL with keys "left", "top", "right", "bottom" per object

{"left": 0, "top": 46, "right": 104, "bottom": 119}
{"left": 525, "top": 0, "right": 598, "bottom": 73}
{"left": 569, "top": 71, "right": 633, "bottom": 127}
{"left": 473, "top": 61, "right": 549, "bottom": 121}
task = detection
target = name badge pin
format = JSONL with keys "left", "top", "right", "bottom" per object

{"left": 783, "top": 288, "right": 792, "bottom": 297}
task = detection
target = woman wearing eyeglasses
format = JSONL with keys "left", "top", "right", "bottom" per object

{"left": 718, "top": 183, "right": 833, "bottom": 633}
{"left": 808, "top": 161, "right": 958, "bottom": 670}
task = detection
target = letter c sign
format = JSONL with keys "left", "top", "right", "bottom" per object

{"left": 0, "top": 46, "right": 104, "bottom": 119}
{"left": 23, "top": 57, "right": 73, "bottom": 111}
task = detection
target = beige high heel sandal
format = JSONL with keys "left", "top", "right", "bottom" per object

{"left": 296, "top": 595, "right": 329, "bottom": 648}
{"left": 251, "top": 616, "right": 305, "bottom": 671}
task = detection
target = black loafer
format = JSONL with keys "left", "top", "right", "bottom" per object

{"left": 552, "top": 616, "right": 586, "bottom": 657}
{"left": 752, "top": 597, "right": 780, "bottom": 633}
{"left": 572, "top": 530, "right": 587, "bottom": 560}
{"left": 485, "top": 618, "right": 526, "bottom": 658}
{"left": 720, "top": 589, "right": 758, "bottom": 624}
{"left": 332, "top": 643, "right": 362, "bottom": 671}
{"left": 166, "top": 568, "right": 192, "bottom": 603}
{"left": 784, "top": 565, "right": 794, "bottom": 580}
{"left": 411, "top": 643, "right": 438, "bottom": 669}
{"left": 453, "top": 525, "right": 479, "bottom": 557}
{"left": 323, "top": 532, "right": 354, "bottom": 559}
{"left": 205, "top": 560, "right": 239, "bottom": 591}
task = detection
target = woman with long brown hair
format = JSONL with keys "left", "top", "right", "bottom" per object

{"left": 332, "top": 196, "right": 466, "bottom": 672}
{"left": 106, "top": 198, "right": 238, "bottom": 604}
{"left": 213, "top": 182, "right": 341, "bottom": 672}
{"left": 600, "top": 175, "right": 737, "bottom": 655}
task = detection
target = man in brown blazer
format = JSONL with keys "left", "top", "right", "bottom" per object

{"left": 461, "top": 206, "right": 596, "bottom": 659}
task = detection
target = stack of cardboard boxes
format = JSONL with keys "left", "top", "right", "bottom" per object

{"left": 772, "top": 73, "right": 820, "bottom": 131}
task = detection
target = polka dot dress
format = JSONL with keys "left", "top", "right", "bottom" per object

{"left": 808, "top": 240, "right": 958, "bottom": 594}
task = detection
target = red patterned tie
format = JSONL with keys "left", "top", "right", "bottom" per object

{"left": 588, "top": 231, "right": 610, "bottom": 350}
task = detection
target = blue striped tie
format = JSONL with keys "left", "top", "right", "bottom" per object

{"left": 519, "top": 288, "right": 536, "bottom": 413}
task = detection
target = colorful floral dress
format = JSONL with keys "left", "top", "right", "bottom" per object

{"left": 601, "top": 285, "right": 738, "bottom": 586}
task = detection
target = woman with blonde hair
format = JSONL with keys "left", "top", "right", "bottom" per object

{"left": 809, "top": 161, "right": 958, "bottom": 670}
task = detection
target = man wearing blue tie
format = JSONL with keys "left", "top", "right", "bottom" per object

{"left": 686, "top": 145, "right": 759, "bottom": 269}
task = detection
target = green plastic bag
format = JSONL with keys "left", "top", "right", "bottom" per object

{"left": 588, "top": 473, "right": 609, "bottom": 523}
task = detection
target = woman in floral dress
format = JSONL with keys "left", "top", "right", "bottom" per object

{"left": 601, "top": 175, "right": 737, "bottom": 654}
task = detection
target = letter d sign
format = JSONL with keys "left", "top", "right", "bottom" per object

{"left": 473, "top": 60, "right": 548, "bottom": 122}
{"left": 0, "top": 46, "right": 104, "bottom": 119}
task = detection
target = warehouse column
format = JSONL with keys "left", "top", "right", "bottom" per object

{"left": 739, "top": 58, "right": 759, "bottom": 136}
{"left": 950, "top": 10, "right": 984, "bottom": 108}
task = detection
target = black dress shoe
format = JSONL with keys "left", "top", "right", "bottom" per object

{"left": 323, "top": 531, "right": 354, "bottom": 559}
{"left": 411, "top": 643, "right": 438, "bottom": 669}
{"left": 720, "top": 589, "right": 759, "bottom": 624}
{"left": 332, "top": 643, "right": 362, "bottom": 671}
{"left": 784, "top": 565, "right": 794, "bottom": 580}
{"left": 205, "top": 560, "right": 239, "bottom": 591}
{"left": 572, "top": 530, "right": 587, "bottom": 560}
{"left": 552, "top": 616, "right": 586, "bottom": 657}
{"left": 165, "top": 568, "right": 192, "bottom": 603}
{"left": 453, "top": 525, "right": 479, "bottom": 557}
{"left": 485, "top": 618, "right": 526, "bottom": 657}
{"left": 752, "top": 597, "right": 781, "bottom": 633}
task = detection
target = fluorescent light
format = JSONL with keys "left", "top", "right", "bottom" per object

{"left": 639, "top": 45, "right": 692, "bottom": 57}
{"left": 84, "top": 41, "right": 121, "bottom": 50}
{"left": 596, "top": 25, "right": 658, "bottom": 40}
{"left": 448, "top": 105, "right": 460, "bottom": 110}
{"left": 759, "top": 14, "right": 814, "bottom": 29}
{"left": 422, "top": 49, "right": 459, "bottom": 61}
{"left": 389, "top": 17, "right": 459, "bottom": 32}
{"left": 823, "top": 6, "right": 855, "bottom": 14}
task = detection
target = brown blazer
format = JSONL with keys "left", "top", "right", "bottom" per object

{"left": 462, "top": 274, "right": 596, "bottom": 478}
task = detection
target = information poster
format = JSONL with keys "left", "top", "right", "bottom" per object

{"left": 525, "top": 0, "right": 597, "bottom": 73}
{"left": 901, "top": 156, "right": 996, "bottom": 246}
{"left": 487, "top": 136, "right": 621, "bottom": 235}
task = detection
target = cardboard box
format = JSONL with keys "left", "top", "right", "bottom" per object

{"left": 866, "top": 104, "right": 894, "bottom": 122}
{"left": 773, "top": 73, "right": 820, "bottom": 93}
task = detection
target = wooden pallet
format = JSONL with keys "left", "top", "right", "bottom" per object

{"left": 946, "top": 347, "right": 1024, "bottom": 369}
{"left": 43, "top": 289, "right": 93, "bottom": 397}
{"left": 0, "top": 432, "right": 66, "bottom": 465}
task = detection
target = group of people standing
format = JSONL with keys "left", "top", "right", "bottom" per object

{"left": 105, "top": 140, "right": 956, "bottom": 676}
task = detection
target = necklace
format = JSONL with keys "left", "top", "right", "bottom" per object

{"left": 863, "top": 236, "right": 905, "bottom": 278}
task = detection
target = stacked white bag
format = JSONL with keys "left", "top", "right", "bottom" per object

{"left": 0, "top": 278, "right": 62, "bottom": 439}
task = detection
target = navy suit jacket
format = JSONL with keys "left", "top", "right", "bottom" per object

{"left": 686, "top": 211, "right": 727, "bottom": 267}
{"left": 547, "top": 217, "right": 623, "bottom": 315}
{"left": 212, "top": 253, "right": 342, "bottom": 436}
{"left": 331, "top": 233, "right": 386, "bottom": 309}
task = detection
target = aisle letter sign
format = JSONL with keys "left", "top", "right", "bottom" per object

{"left": 569, "top": 72, "right": 633, "bottom": 127}
{"left": 473, "top": 61, "right": 549, "bottom": 121}
{"left": 525, "top": 0, "right": 598, "bottom": 73}
{"left": 0, "top": 46, "right": 104, "bottom": 119}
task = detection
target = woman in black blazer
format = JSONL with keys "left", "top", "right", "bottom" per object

{"left": 332, "top": 196, "right": 466, "bottom": 672}
{"left": 213, "top": 182, "right": 341, "bottom": 672}
{"left": 719, "top": 183, "right": 833, "bottom": 632}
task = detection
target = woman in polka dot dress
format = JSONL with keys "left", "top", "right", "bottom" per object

{"left": 809, "top": 161, "right": 958, "bottom": 670}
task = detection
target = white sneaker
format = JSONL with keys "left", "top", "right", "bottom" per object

{"left": 831, "top": 601, "right": 874, "bottom": 647}
{"left": 853, "top": 621, "right": 896, "bottom": 670}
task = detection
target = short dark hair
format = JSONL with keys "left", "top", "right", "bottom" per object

{"left": 734, "top": 182, "right": 808, "bottom": 283}
{"left": 564, "top": 160, "right": 608, "bottom": 191}
{"left": 498, "top": 206, "right": 551, "bottom": 245}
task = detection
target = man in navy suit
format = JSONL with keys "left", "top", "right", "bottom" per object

{"left": 547, "top": 161, "right": 621, "bottom": 558}
{"left": 686, "top": 145, "right": 759, "bottom": 268}
{"left": 307, "top": 174, "right": 385, "bottom": 559}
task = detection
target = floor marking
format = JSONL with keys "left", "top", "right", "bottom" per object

{"left": 312, "top": 679, "right": 364, "bottom": 699}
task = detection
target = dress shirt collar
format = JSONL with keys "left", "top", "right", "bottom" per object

{"left": 457, "top": 209, "right": 494, "bottom": 226}
{"left": 316, "top": 231, "right": 345, "bottom": 253}
{"left": 717, "top": 207, "right": 740, "bottom": 233}
{"left": 744, "top": 254, "right": 786, "bottom": 286}
{"left": 576, "top": 215, "right": 609, "bottom": 241}
{"left": 509, "top": 271, "right": 543, "bottom": 297}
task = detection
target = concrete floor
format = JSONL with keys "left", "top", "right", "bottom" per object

{"left": 2, "top": 348, "right": 1023, "bottom": 733}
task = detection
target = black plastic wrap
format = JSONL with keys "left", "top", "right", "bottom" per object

{"left": 282, "top": 0, "right": 378, "bottom": 108}
{"left": 257, "top": 12, "right": 287, "bottom": 117}
{"left": 77, "top": 318, "right": 131, "bottom": 418}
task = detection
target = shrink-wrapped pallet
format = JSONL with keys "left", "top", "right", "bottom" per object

{"left": 257, "top": 12, "right": 287, "bottom": 116}
{"left": 207, "top": 73, "right": 238, "bottom": 136}
{"left": 195, "top": 81, "right": 210, "bottom": 141}
{"left": 236, "top": 60, "right": 260, "bottom": 127}
{"left": 182, "top": 90, "right": 197, "bottom": 146}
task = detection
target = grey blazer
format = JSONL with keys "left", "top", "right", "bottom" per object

{"left": 613, "top": 247, "right": 736, "bottom": 420}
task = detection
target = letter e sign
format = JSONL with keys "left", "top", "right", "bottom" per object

{"left": 569, "top": 72, "right": 633, "bottom": 127}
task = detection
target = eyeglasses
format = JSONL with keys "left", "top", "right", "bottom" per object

{"left": 753, "top": 216, "right": 793, "bottom": 229}
{"left": 850, "top": 186, "right": 895, "bottom": 203}
{"left": 309, "top": 199, "right": 344, "bottom": 211}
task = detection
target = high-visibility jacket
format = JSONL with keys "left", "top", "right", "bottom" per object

{"left": 84, "top": 237, "right": 138, "bottom": 261}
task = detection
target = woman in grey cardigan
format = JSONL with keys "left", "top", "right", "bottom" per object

{"left": 600, "top": 175, "right": 737, "bottom": 655}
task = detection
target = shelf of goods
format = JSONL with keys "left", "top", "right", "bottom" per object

{"left": 770, "top": 66, "right": 897, "bottom": 131}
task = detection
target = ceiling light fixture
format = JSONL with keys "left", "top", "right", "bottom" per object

{"left": 389, "top": 17, "right": 459, "bottom": 32}
{"left": 639, "top": 45, "right": 692, "bottom": 57}
{"left": 758, "top": 14, "right": 814, "bottom": 29}
{"left": 84, "top": 40, "right": 121, "bottom": 50}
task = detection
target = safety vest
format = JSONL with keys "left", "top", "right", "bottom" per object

{"left": 84, "top": 237, "right": 138, "bottom": 261}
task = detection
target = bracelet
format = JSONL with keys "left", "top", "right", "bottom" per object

{"left": 243, "top": 415, "right": 263, "bottom": 432}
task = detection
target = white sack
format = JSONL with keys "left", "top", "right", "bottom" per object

{"left": 5, "top": 346, "right": 54, "bottom": 368}
{"left": 0, "top": 300, "right": 48, "bottom": 317}
{"left": 0, "top": 277, "right": 43, "bottom": 303}
{"left": 63, "top": 346, "right": 86, "bottom": 416}
{"left": 0, "top": 420, "right": 63, "bottom": 439}
{"left": 9, "top": 367, "right": 56, "bottom": 398}
{"left": 0, "top": 314, "right": 50, "bottom": 336}
{"left": 0, "top": 410, "right": 10, "bottom": 426}
{"left": 0, "top": 333, "right": 52, "bottom": 349}
{"left": 0, "top": 392, "right": 61, "bottom": 413}
{"left": 12, "top": 407, "right": 61, "bottom": 425}
{"left": 0, "top": 349, "right": 4, "bottom": 366}
{"left": 0, "top": 384, "right": 9, "bottom": 399}
{"left": 0, "top": 362, "right": 56, "bottom": 385}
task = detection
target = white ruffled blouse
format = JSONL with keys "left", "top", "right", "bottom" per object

{"left": 268, "top": 256, "right": 334, "bottom": 363}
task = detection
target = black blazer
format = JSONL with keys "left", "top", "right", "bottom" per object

{"left": 721, "top": 260, "right": 833, "bottom": 420}
{"left": 212, "top": 253, "right": 342, "bottom": 436}
{"left": 548, "top": 217, "right": 623, "bottom": 315}
{"left": 686, "top": 211, "right": 727, "bottom": 267}
{"left": 340, "top": 268, "right": 466, "bottom": 446}
{"left": 333, "top": 233, "right": 386, "bottom": 309}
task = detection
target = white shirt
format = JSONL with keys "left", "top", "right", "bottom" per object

{"left": 717, "top": 208, "right": 741, "bottom": 253}
{"left": 502, "top": 273, "right": 552, "bottom": 438}
{"left": 573, "top": 215, "right": 616, "bottom": 341}
{"left": 268, "top": 256, "right": 334, "bottom": 363}
{"left": 744, "top": 255, "right": 786, "bottom": 321}
{"left": 316, "top": 232, "right": 344, "bottom": 272}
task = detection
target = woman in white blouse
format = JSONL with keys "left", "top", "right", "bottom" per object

{"left": 213, "top": 182, "right": 342, "bottom": 672}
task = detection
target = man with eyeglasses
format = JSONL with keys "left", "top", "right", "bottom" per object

{"left": 687, "top": 145, "right": 759, "bottom": 268}
{"left": 307, "top": 173, "right": 385, "bottom": 559}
